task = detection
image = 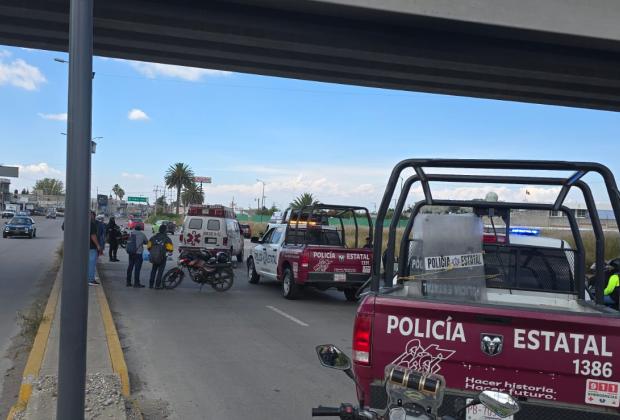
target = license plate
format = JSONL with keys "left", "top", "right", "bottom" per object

{"left": 205, "top": 237, "right": 217, "bottom": 244}
{"left": 466, "top": 399, "right": 512, "bottom": 420}
{"left": 334, "top": 273, "right": 346, "bottom": 282}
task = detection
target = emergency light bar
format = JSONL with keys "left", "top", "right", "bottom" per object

{"left": 509, "top": 227, "right": 540, "bottom": 236}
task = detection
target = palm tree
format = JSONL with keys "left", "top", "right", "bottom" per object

{"left": 181, "top": 182, "right": 204, "bottom": 208}
{"left": 112, "top": 184, "right": 122, "bottom": 200}
{"left": 164, "top": 163, "right": 195, "bottom": 214}
{"left": 290, "top": 192, "right": 319, "bottom": 210}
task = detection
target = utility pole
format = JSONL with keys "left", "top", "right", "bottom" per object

{"left": 57, "top": 0, "right": 93, "bottom": 416}
{"left": 153, "top": 185, "right": 160, "bottom": 216}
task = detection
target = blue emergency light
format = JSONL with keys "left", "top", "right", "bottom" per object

{"left": 509, "top": 227, "right": 540, "bottom": 236}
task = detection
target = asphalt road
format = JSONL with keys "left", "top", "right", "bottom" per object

{"left": 99, "top": 228, "right": 359, "bottom": 420}
{"left": 0, "top": 216, "right": 63, "bottom": 414}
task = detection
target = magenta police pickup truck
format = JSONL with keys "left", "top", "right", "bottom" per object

{"left": 247, "top": 205, "right": 373, "bottom": 301}
{"left": 351, "top": 159, "right": 620, "bottom": 419}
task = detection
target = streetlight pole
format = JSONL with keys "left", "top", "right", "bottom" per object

{"left": 57, "top": 0, "right": 93, "bottom": 418}
{"left": 256, "top": 179, "right": 266, "bottom": 211}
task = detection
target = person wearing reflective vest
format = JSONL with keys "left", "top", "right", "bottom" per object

{"left": 603, "top": 259, "right": 620, "bottom": 306}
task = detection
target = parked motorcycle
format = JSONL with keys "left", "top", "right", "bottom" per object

{"left": 162, "top": 249, "right": 234, "bottom": 291}
{"left": 312, "top": 344, "right": 519, "bottom": 420}
{"left": 118, "top": 228, "right": 129, "bottom": 249}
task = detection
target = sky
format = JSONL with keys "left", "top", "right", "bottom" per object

{"left": 1, "top": 45, "right": 620, "bottom": 211}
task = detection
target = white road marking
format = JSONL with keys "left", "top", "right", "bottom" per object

{"left": 266, "top": 305, "right": 309, "bottom": 327}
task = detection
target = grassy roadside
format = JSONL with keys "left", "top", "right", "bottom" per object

{"left": 0, "top": 243, "right": 63, "bottom": 419}
{"left": 145, "top": 213, "right": 183, "bottom": 226}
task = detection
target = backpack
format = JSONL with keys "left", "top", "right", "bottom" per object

{"left": 150, "top": 236, "right": 167, "bottom": 265}
{"left": 126, "top": 232, "right": 137, "bottom": 254}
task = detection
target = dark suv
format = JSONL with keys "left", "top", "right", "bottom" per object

{"left": 3, "top": 216, "right": 37, "bottom": 238}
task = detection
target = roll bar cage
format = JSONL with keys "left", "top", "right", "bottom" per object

{"left": 372, "top": 159, "right": 620, "bottom": 307}
{"left": 284, "top": 204, "right": 373, "bottom": 248}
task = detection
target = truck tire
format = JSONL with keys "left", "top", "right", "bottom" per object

{"left": 247, "top": 257, "right": 260, "bottom": 284}
{"left": 344, "top": 288, "right": 359, "bottom": 302}
{"left": 282, "top": 267, "right": 302, "bottom": 300}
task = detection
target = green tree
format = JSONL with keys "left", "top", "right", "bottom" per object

{"left": 34, "top": 178, "right": 64, "bottom": 195}
{"left": 112, "top": 184, "right": 125, "bottom": 200}
{"left": 181, "top": 182, "right": 204, "bottom": 207}
{"left": 156, "top": 195, "right": 167, "bottom": 213}
{"left": 290, "top": 192, "right": 319, "bottom": 210}
{"left": 164, "top": 163, "right": 195, "bottom": 215}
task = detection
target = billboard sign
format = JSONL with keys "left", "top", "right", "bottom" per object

{"left": 0, "top": 166, "right": 19, "bottom": 177}
{"left": 194, "top": 176, "right": 212, "bottom": 183}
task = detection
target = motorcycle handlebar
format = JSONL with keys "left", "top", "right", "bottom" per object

{"left": 312, "top": 406, "right": 342, "bottom": 416}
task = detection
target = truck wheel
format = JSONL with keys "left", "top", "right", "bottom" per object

{"left": 282, "top": 267, "right": 301, "bottom": 300}
{"left": 247, "top": 258, "right": 260, "bottom": 284}
{"left": 344, "top": 289, "right": 359, "bottom": 302}
{"left": 237, "top": 248, "right": 244, "bottom": 263}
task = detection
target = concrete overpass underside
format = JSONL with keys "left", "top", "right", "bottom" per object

{"left": 0, "top": 0, "right": 619, "bottom": 111}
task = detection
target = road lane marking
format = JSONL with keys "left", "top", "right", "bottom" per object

{"left": 266, "top": 305, "right": 309, "bottom": 327}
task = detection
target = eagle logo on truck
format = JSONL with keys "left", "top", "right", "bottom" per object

{"left": 392, "top": 339, "right": 456, "bottom": 374}
{"left": 480, "top": 333, "right": 504, "bottom": 357}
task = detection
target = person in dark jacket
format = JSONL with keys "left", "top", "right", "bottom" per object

{"left": 147, "top": 224, "right": 174, "bottom": 289}
{"left": 126, "top": 224, "right": 148, "bottom": 288}
{"left": 106, "top": 216, "right": 121, "bottom": 262}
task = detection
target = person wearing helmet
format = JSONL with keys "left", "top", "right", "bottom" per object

{"left": 602, "top": 259, "right": 620, "bottom": 305}
{"left": 147, "top": 224, "right": 173, "bottom": 289}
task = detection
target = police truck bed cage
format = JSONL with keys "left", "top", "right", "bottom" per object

{"left": 373, "top": 159, "right": 620, "bottom": 307}
{"left": 283, "top": 204, "right": 373, "bottom": 248}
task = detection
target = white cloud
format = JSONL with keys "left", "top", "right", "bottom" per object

{"left": 37, "top": 112, "right": 67, "bottom": 121}
{"left": 122, "top": 172, "right": 145, "bottom": 179}
{"left": 13, "top": 162, "right": 62, "bottom": 177}
{"left": 128, "top": 61, "right": 231, "bottom": 81}
{"left": 128, "top": 108, "right": 149, "bottom": 121}
{"left": 0, "top": 55, "right": 46, "bottom": 90}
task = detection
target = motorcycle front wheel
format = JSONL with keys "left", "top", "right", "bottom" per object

{"left": 163, "top": 267, "right": 185, "bottom": 289}
{"left": 211, "top": 268, "right": 234, "bottom": 292}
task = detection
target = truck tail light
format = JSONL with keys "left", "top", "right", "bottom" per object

{"left": 300, "top": 251, "right": 310, "bottom": 268}
{"left": 179, "top": 234, "right": 183, "bottom": 242}
{"left": 353, "top": 313, "right": 372, "bottom": 365}
{"left": 223, "top": 237, "right": 228, "bottom": 246}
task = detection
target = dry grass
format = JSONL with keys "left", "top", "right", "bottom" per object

{"left": 249, "top": 221, "right": 619, "bottom": 267}
{"left": 541, "top": 229, "right": 620, "bottom": 266}
{"left": 17, "top": 301, "right": 47, "bottom": 344}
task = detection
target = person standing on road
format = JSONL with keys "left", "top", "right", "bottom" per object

{"left": 89, "top": 211, "right": 103, "bottom": 286}
{"left": 126, "top": 224, "right": 148, "bottom": 288}
{"left": 106, "top": 216, "right": 121, "bottom": 262}
{"left": 147, "top": 224, "right": 174, "bottom": 289}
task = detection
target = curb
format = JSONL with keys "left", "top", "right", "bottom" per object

{"left": 6, "top": 269, "right": 61, "bottom": 420}
{"left": 97, "top": 276, "right": 144, "bottom": 419}
{"left": 96, "top": 284, "right": 130, "bottom": 397}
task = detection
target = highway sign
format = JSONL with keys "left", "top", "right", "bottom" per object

{"left": 127, "top": 196, "right": 148, "bottom": 203}
{"left": 0, "top": 166, "right": 19, "bottom": 177}
{"left": 194, "top": 176, "right": 212, "bottom": 183}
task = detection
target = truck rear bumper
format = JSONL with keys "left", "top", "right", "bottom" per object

{"left": 303, "top": 272, "right": 370, "bottom": 289}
